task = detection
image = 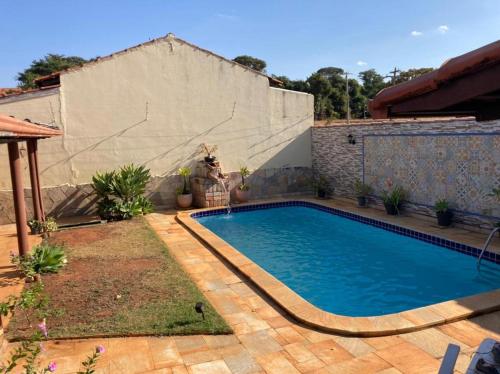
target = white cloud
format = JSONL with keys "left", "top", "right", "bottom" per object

{"left": 438, "top": 25, "right": 449, "bottom": 33}
{"left": 357, "top": 60, "right": 367, "bottom": 66}
{"left": 411, "top": 30, "right": 423, "bottom": 37}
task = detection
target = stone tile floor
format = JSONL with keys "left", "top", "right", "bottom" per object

{"left": 1, "top": 203, "right": 499, "bottom": 373}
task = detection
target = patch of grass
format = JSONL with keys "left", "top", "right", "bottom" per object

{"left": 7, "top": 218, "right": 231, "bottom": 340}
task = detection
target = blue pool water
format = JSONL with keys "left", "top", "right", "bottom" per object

{"left": 197, "top": 206, "right": 500, "bottom": 316}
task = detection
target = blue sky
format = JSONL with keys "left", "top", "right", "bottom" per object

{"left": 1, "top": 0, "right": 499, "bottom": 87}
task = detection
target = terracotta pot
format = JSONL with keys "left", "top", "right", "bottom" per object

{"left": 177, "top": 193, "right": 193, "bottom": 208}
{"left": 235, "top": 189, "right": 250, "bottom": 203}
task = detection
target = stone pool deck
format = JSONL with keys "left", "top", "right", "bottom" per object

{"left": 0, "top": 200, "right": 499, "bottom": 373}
{"left": 178, "top": 198, "right": 500, "bottom": 337}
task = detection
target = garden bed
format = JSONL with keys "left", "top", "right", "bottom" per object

{"left": 6, "top": 218, "right": 231, "bottom": 340}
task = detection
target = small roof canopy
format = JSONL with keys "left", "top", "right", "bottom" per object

{"left": 369, "top": 40, "right": 500, "bottom": 121}
{"left": 0, "top": 114, "right": 62, "bottom": 142}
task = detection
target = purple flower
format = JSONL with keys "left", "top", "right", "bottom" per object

{"left": 96, "top": 345, "right": 105, "bottom": 354}
{"left": 37, "top": 320, "right": 48, "bottom": 338}
{"left": 47, "top": 361, "right": 57, "bottom": 372}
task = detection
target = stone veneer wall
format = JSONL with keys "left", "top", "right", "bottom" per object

{"left": 312, "top": 118, "right": 500, "bottom": 231}
{"left": 0, "top": 166, "right": 312, "bottom": 224}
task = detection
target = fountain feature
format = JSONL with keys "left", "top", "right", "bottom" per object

{"left": 191, "top": 160, "right": 231, "bottom": 209}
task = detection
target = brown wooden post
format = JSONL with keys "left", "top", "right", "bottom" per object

{"left": 8, "top": 141, "right": 29, "bottom": 256}
{"left": 27, "top": 139, "right": 43, "bottom": 221}
{"left": 33, "top": 140, "right": 45, "bottom": 221}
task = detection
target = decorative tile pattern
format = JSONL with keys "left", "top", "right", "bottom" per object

{"left": 363, "top": 133, "right": 500, "bottom": 219}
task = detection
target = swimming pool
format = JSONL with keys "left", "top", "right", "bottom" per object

{"left": 195, "top": 202, "right": 500, "bottom": 317}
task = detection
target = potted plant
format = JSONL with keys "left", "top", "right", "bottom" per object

{"left": 27, "top": 219, "right": 43, "bottom": 235}
{"left": 382, "top": 185, "right": 406, "bottom": 215}
{"left": 200, "top": 143, "right": 218, "bottom": 163}
{"left": 434, "top": 199, "right": 453, "bottom": 227}
{"left": 354, "top": 179, "right": 372, "bottom": 207}
{"left": 176, "top": 167, "right": 192, "bottom": 208}
{"left": 235, "top": 166, "right": 250, "bottom": 203}
{"left": 313, "top": 176, "right": 332, "bottom": 199}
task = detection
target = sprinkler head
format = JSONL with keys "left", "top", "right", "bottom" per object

{"left": 195, "top": 302, "right": 205, "bottom": 320}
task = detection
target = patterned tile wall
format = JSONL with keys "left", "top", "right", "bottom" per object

{"left": 364, "top": 133, "right": 500, "bottom": 217}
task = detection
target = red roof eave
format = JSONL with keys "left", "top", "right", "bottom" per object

{"left": 0, "top": 114, "right": 63, "bottom": 139}
{"left": 369, "top": 39, "right": 500, "bottom": 118}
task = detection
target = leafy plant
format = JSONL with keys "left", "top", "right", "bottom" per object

{"left": 92, "top": 164, "right": 153, "bottom": 220}
{"left": 27, "top": 219, "right": 44, "bottom": 234}
{"left": 312, "top": 175, "right": 332, "bottom": 197}
{"left": 42, "top": 217, "right": 58, "bottom": 233}
{"left": 12, "top": 244, "right": 66, "bottom": 279}
{"left": 382, "top": 185, "right": 406, "bottom": 214}
{"left": 354, "top": 179, "right": 372, "bottom": 198}
{"left": 434, "top": 199, "right": 450, "bottom": 213}
{"left": 31, "top": 244, "right": 67, "bottom": 274}
{"left": 178, "top": 167, "right": 192, "bottom": 195}
{"left": 488, "top": 188, "right": 500, "bottom": 201}
{"left": 200, "top": 143, "right": 218, "bottom": 158}
{"left": 239, "top": 166, "right": 250, "bottom": 191}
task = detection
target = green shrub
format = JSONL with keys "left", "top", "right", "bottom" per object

{"left": 382, "top": 185, "right": 406, "bottom": 214}
{"left": 12, "top": 243, "right": 67, "bottom": 278}
{"left": 239, "top": 166, "right": 250, "bottom": 191}
{"left": 354, "top": 179, "right": 372, "bottom": 197}
{"left": 434, "top": 199, "right": 449, "bottom": 213}
{"left": 92, "top": 164, "right": 153, "bottom": 220}
{"left": 178, "top": 167, "right": 192, "bottom": 195}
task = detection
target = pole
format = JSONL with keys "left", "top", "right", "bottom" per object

{"left": 345, "top": 72, "right": 351, "bottom": 124}
{"left": 27, "top": 139, "right": 43, "bottom": 221}
{"left": 8, "top": 141, "right": 29, "bottom": 256}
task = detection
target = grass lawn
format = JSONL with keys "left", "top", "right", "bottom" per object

{"left": 7, "top": 217, "right": 231, "bottom": 340}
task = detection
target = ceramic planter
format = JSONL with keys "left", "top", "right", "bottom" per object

{"left": 437, "top": 210, "right": 453, "bottom": 227}
{"left": 235, "top": 189, "right": 250, "bottom": 203}
{"left": 357, "top": 196, "right": 367, "bottom": 207}
{"left": 384, "top": 202, "right": 400, "bottom": 215}
{"left": 177, "top": 193, "right": 193, "bottom": 208}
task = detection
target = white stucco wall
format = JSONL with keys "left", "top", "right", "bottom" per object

{"left": 0, "top": 89, "right": 72, "bottom": 189}
{"left": 0, "top": 36, "right": 313, "bottom": 190}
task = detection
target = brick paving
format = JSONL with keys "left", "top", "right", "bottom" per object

{"left": 1, "top": 212, "right": 499, "bottom": 373}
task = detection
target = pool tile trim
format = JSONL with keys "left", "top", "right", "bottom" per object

{"left": 177, "top": 199, "right": 500, "bottom": 337}
{"left": 190, "top": 200, "right": 499, "bottom": 264}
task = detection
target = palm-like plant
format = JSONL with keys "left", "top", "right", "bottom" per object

{"left": 91, "top": 164, "right": 153, "bottom": 220}
{"left": 31, "top": 244, "right": 67, "bottom": 274}
{"left": 178, "top": 167, "right": 192, "bottom": 195}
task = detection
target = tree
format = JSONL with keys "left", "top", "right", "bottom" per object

{"left": 232, "top": 55, "right": 267, "bottom": 73}
{"left": 394, "top": 68, "right": 434, "bottom": 84}
{"left": 359, "top": 69, "right": 387, "bottom": 99}
{"left": 17, "top": 54, "right": 88, "bottom": 89}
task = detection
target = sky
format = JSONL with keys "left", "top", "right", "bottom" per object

{"left": 1, "top": 0, "right": 499, "bottom": 87}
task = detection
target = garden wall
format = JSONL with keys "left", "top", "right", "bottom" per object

{"left": 0, "top": 36, "right": 313, "bottom": 223}
{"left": 312, "top": 118, "right": 500, "bottom": 230}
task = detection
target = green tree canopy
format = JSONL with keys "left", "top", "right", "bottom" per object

{"left": 17, "top": 54, "right": 88, "bottom": 89}
{"left": 232, "top": 55, "right": 267, "bottom": 73}
{"left": 394, "top": 67, "right": 434, "bottom": 84}
{"left": 359, "top": 69, "right": 387, "bottom": 99}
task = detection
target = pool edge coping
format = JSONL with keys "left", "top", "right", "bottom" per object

{"left": 176, "top": 199, "right": 500, "bottom": 337}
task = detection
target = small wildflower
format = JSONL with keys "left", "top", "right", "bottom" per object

{"left": 47, "top": 361, "right": 57, "bottom": 372}
{"left": 96, "top": 345, "right": 105, "bottom": 354}
{"left": 37, "top": 320, "right": 48, "bottom": 338}
{"left": 116, "top": 294, "right": 122, "bottom": 300}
